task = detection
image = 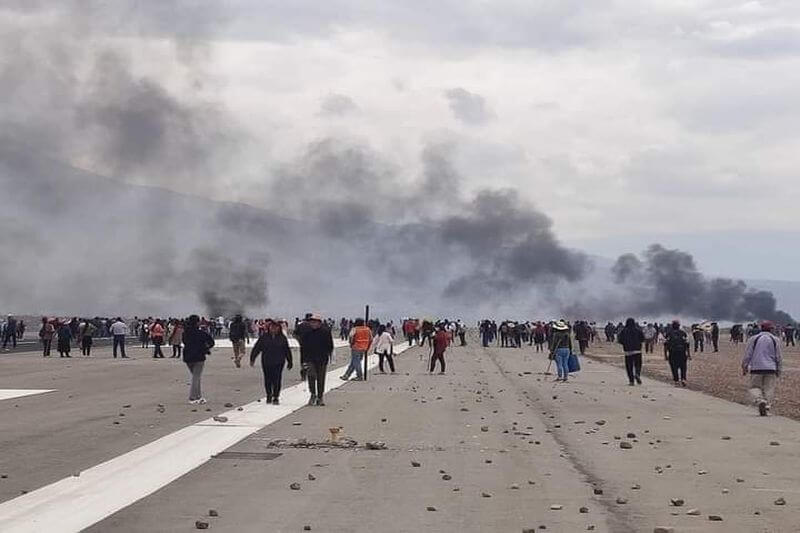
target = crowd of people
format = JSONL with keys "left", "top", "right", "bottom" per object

{"left": 2, "top": 311, "right": 788, "bottom": 418}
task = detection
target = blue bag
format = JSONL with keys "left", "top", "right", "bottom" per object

{"left": 567, "top": 352, "right": 581, "bottom": 373}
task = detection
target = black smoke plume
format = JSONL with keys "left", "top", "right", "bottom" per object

{"left": 613, "top": 244, "right": 794, "bottom": 323}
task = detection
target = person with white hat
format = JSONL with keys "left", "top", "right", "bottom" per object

{"left": 549, "top": 320, "right": 573, "bottom": 382}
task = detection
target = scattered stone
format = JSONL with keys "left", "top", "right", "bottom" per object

{"left": 224, "top": 403, "right": 234, "bottom": 408}
{"left": 593, "top": 488, "right": 603, "bottom": 495}
{"left": 212, "top": 416, "right": 228, "bottom": 423}
{"left": 721, "top": 436, "right": 731, "bottom": 440}
{"left": 307, "top": 474, "right": 316, "bottom": 481}
{"left": 550, "top": 504, "right": 563, "bottom": 510}
{"left": 722, "top": 488, "right": 730, "bottom": 494}
{"left": 195, "top": 521, "right": 209, "bottom": 530}
{"left": 775, "top": 497, "right": 786, "bottom": 506}
{"left": 426, "top": 506, "right": 437, "bottom": 512}
{"left": 626, "top": 433, "right": 636, "bottom": 439}
{"left": 770, "top": 441, "right": 780, "bottom": 446}
{"left": 481, "top": 426, "right": 489, "bottom": 432}
{"left": 365, "top": 441, "right": 387, "bottom": 450}
{"left": 304, "top": 526, "right": 311, "bottom": 531}
{"left": 670, "top": 499, "right": 684, "bottom": 507}
{"left": 122, "top": 404, "right": 131, "bottom": 408}
{"left": 616, "top": 498, "right": 628, "bottom": 505}
{"left": 686, "top": 509, "right": 700, "bottom": 516}
{"left": 653, "top": 528, "right": 675, "bottom": 533}
{"left": 595, "top": 420, "right": 607, "bottom": 426}
{"left": 510, "top": 484, "right": 520, "bottom": 490}
{"left": 381, "top": 418, "right": 387, "bottom": 422}
{"left": 208, "top": 510, "right": 218, "bottom": 517}
{"left": 620, "top": 442, "right": 633, "bottom": 450}
{"left": 697, "top": 470, "right": 708, "bottom": 475}
{"left": 631, "top": 484, "right": 641, "bottom": 490}
{"left": 579, "top": 506, "right": 589, "bottom": 513}
{"left": 481, "top": 492, "right": 492, "bottom": 498}
{"left": 736, "top": 478, "right": 745, "bottom": 483}
{"left": 708, "top": 515, "right": 723, "bottom": 521}
{"left": 442, "top": 474, "right": 452, "bottom": 481}
{"left": 411, "top": 461, "right": 421, "bottom": 467}
{"left": 290, "top": 483, "right": 301, "bottom": 490}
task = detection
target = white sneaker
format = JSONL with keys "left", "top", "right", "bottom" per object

{"left": 197, "top": 398, "right": 207, "bottom": 405}
{"left": 189, "top": 399, "right": 199, "bottom": 405}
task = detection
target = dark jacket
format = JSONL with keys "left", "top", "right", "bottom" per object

{"left": 298, "top": 326, "right": 334, "bottom": 365}
{"left": 183, "top": 326, "right": 215, "bottom": 363}
{"left": 250, "top": 332, "right": 293, "bottom": 368}
{"left": 617, "top": 325, "right": 645, "bottom": 353}
{"left": 229, "top": 319, "right": 247, "bottom": 342}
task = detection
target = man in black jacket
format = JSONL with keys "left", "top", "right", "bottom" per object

{"left": 229, "top": 314, "right": 248, "bottom": 368}
{"left": 296, "top": 313, "right": 334, "bottom": 406}
{"left": 617, "top": 317, "right": 644, "bottom": 386}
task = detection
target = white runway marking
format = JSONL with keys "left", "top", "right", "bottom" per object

{"left": 0, "top": 344, "right": 410, "bottom": 533}
{"left": 212, "top": 338, "right": 349, "bottom": 349}
{"left": 0, "top": 389, "right": 55, "bottom": 401}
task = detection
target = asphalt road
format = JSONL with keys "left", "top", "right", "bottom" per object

{"left": 3, "top": 341, "right": 800, "bottom": 532}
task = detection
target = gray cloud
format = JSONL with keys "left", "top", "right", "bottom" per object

{"left": 318, "top": 93, "right": 359, "bottom": 116}
{"left": 444, "top": 88, "right": 494, "bottom": 125}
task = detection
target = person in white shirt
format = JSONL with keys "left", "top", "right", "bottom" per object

{"left": 109, "top": 318, "right": 129, "bottom": 359}
{"left": 373, "top": 324, "right": 395, "bottom": 374}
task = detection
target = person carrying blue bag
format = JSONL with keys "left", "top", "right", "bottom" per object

{"left": 549, "top": 320, "right": 574, "bottom": 382}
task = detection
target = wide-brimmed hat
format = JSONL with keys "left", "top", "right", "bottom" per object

{"left": 552, "top": 320, "right": 569, "bottom": 331}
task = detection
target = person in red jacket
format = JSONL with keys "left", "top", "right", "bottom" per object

{"left": 431, "top": 326, "right": 450, "bottom": 374}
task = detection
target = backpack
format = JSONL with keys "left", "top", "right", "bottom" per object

{"left": 665, "top": 330, "right": 687, "bottom": 354}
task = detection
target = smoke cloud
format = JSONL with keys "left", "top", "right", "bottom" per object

{"left": 612, "top": 244, "right": 794, "bottom": 323}
{"left": 0, "top": 2, "right": 263, "bottom": 318}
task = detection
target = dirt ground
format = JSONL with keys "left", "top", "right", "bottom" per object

{"left": 589, "top": 336, "right": 800, "bottom": 420}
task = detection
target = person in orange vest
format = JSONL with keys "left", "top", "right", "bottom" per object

{"left": 341, "top": 318, "right": 372, "bottom": 381}
{"left": 431, "top": 325, "right": 450, "bottom": 374}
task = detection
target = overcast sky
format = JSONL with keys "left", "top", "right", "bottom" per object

{"left": 214, "top": 2, "right": 800, "bottom": 257}
{"left": 7, "top": 1, "right": 800, "bottom": 282}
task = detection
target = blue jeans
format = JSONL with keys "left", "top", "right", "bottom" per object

{"left": 554, "top": 348, "right": 570, "bottom": 379}
{"left": 343, "top": 349, "right": 364, "bottom": 379}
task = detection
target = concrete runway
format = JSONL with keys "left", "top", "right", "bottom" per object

{"left": 2, "top": 340, "right": 800, "bottom": 532}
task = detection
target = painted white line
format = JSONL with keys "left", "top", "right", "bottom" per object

{"left": 0, "top": 389, "right": 55, "bottom": 401}
{"left": 0, "top": 344, "right": 411, "bottom": 533}
{"left": 212, "top": 338, "right": 349, "bottom": 349}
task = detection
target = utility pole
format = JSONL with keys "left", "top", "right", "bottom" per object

{"left": 364, "top": 304, "right": 370, "bottom": 381}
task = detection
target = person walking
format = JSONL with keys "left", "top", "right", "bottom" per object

{"left": 39, "top": 317, "right": 55, "bottom": 357}
{"left": 430, "top": 325, "right": 450, "bottom": 374}
{"left": 3, "top": 315, "right": 17, "bottom": 350}
{"left": 643, "top": 323, "right": 656, "bottom": 354}
{"left": 150, "top": 319, "right": 165, "bottom": 358}
{"left": 110, "top": 317, "right": 129, "bottom": 358}
{"left": 229, "top": 314, "right": 248, "bottom": 368}
{"left": 250, "top": 320, "right": 293, "bottom": 404}
{"left": 298, "top": 313, "right": 334, "bottom": 406}
{"left": 617, "top": 317, "right": 644, "bottom": 386}
{"left": 549, "top": 320, "right": 573, "bottom": 382}
{"left": 711, "top": 322, "right": 720, "bottom": 352}
{"left": 56, "top": 321, "right": 72, "bottom": 358}
{"left": 79, "top": 319, "right": 97, "bottom": 356}
{"left": 373, "top": 324, "right": 395, "bottom": 374}
{"left": 341, "top": 318, "right": 371, "bottom": 381}
{"left": 742, "top": 321, "right": 782, "bottom": 416}
{"left": 664, "top": 320, "right": 691, "bottom": 386}
{"left": 183, "top": 315, "right": 215, "bottom": 404}
{"left": 169, "top": 319, "right": 184, "bottom": 358}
